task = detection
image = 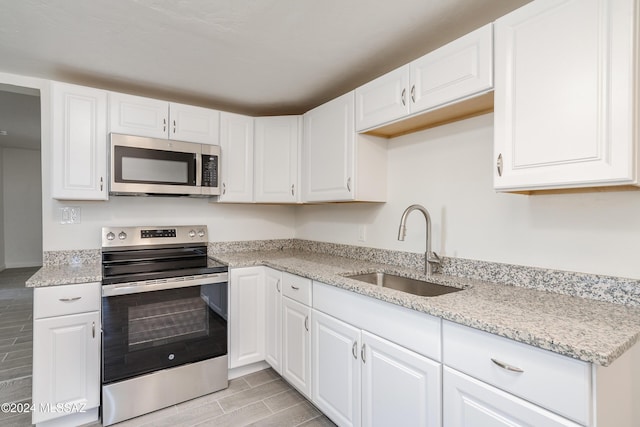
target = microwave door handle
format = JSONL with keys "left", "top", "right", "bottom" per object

{"left": 195, "top": 153, "right": 202, "bottom": 187}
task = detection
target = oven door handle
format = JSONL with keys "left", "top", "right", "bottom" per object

{"left": 102, "top": 273, "right": 228, "bottom": 297}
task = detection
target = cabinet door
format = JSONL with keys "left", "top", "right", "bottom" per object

{"left": 169, "top": 102, "right": 220, "bottom": 145}
{"left": 282, "top": 296, "right": 312, "bottom": 398}
{"left": 32, "top": 311, "right": 101, "bottom": 424}
{"left": 443, "top": 367, "right": 581, "bottom": 427}
{"left": 303, "top": 92, "right": 355, "bottom": 202}
{"left": 254, "top": 116, "right": 300, "bottom": 203}
{"left": 355, "top": 66, "right": 410, "bottom": 131}
{"left": 108, "top": 92, "right": 169, "bottom": 139}
{"left": 361, "top": 331, "right": 441, "bottom": 427}
{"left": 51, "top": 82, "right": 108, "bottom": 200}
{"left": 411, "top": 23, "right": 493, "bottom": 113}
{"left": 264, "top": 268, "right": 282, "bottom": 374}
{"left": 229, "top": 267, "right": 265, "bottom": 368}
{"left": 312, "top": 310, "right": 361, "bottom": 427}
{"left": 219, "top": 112, "right": 254, "bottom": 202}
{"left": 494, "top": 0, "right": 637, "bottom": 191}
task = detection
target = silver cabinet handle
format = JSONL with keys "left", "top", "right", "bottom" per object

{"left": 100, "top": 176, "right": 103, "bottom": 191}
{"left": 497, "top": 154, "right": 503, "bottom": 177}
{"left": 173, "top": 119, "right": 176, "bottom": 134}
{"left": 352, "top": 342, "right": 358, "bottom": 360}
{"left": 361, "top": 343, "right": 367, "bottom": 363}
{"left": 401, "top": 88, "right": 406, "bottom": 106}
{"left": 222, "top": 182, "right": 226, "bottom": 195}
{"left": 291, "top": 184, "right": 295, "bottom": 196}
{"left": 291, "top": 285, "right": 299, "bottom": 290}
{"left": 411, "top": 85, "right": 416, "bottom": 103}
{"left": 346, "top": 177, "right": 352, "bottom": 192}
{"left": 304, "top": 315, "right": 309, "bottom": 332}
{"left": 92, "top": 321, "right": 95, "bottom": 338}
{"left": 163, "top": 118, "right": 167, "bottom": 132}
{"left": 491, "top": 358, "right": 524, "bottom": 373}
{"left": 276, "top": 279, "right": 281, "bottom": 293}
{"left": 59, "top": 297, "right": 81, "bottom": 302}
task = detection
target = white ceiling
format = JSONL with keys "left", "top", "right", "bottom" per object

{"left": 0, "top": 0, "right": 530, "bottom": 117}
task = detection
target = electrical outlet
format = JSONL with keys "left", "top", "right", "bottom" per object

{"left": 60, "top": 207, "right": 81, "bottom": 224}
{"left": 358, "top": 224, "right": 367, "bottom": 242}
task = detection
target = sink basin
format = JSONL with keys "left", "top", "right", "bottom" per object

{"left": 346, "top": 272, "right": 462, "bottom": 297}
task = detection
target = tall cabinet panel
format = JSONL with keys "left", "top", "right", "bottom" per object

{"left": 264, "top": 268, "right": 283, "bottom": 374}
{"left": 254, "top": 116, "right": 300, "bottom": 203}
{"left": 228, "top": 267, "right": 265, "bottom": 368}
{"left": 219, "top": 112, "right": 254, "bottom": 202}
{"left": 494, "top": 0, "right": 638, "bottom": 191}
{"left": 282, "top": 296, "right": 312, "bottom": 398}
{"left": 51, "top": 82, "right": 108, "bottom": 200}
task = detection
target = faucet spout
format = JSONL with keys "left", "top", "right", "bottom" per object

{"left": 397, "top": 204, "right": 440, "bottom": 276}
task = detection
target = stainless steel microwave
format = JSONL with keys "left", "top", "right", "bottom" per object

{"left": 109, "top": 133, "right": 220, "bottom": 197}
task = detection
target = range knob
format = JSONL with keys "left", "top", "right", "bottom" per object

{"left": 189, "top": 229, "right": 196, "bottom": 238}
{"left": 197, "top": 229, "right": 205, "bottom": 238}
{"left": 106, "top": 232, "right": 115, "bottom": 241}
{"left": 118, "top": 231, "right": 127, "bottom": 240}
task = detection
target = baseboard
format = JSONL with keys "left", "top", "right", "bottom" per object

{"left": 228, "top": 361, "right": 270, "bottom": 380}
{"left": 5, "top": 261, "right": 42, "bottom": 269}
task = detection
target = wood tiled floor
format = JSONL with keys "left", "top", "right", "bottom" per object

{"left": 0, "top": 268, "right": 335, "bottom": 427}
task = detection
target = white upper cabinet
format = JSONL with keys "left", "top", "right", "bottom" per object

{"left": 254, "top": 116, "right": 301, "bottom": 203}
{"left": 219, "top": 112, "right": 254, "bottom": 202}
{"left": 494, "top": 0, "right": 639, "bottom": 191}
{"left": 303, "top": 92, "right": 387, "bottom": 202}
{"left": 169, "top": 102, "right": 220, "bottom": 145}
{"left": 51, "top": 81, "right": 108, "bottom": 200}
{"left": 356, "top": 23, "right": 493, "bottom": 132}
{"left": 109, "top": 92, "right": 219, "bottom": 144}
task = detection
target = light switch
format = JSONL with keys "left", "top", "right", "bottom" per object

{"left": 60, "top": 206, "right": 81, "bottom": 224}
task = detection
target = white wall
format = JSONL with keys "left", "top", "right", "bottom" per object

{"left": 295, "top": 114, "right": 640, "bottom": 279}
{"left": 2, "top": 148, "right": 42, "bottom": 267}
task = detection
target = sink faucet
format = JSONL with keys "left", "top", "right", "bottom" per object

{"left": 397, "top": 204, "right": 440, "bottom": 276}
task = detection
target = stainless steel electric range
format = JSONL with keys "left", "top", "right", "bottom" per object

{"left": 100, "top": 225, "right": 228, "bottom": 426}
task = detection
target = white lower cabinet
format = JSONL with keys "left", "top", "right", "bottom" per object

{"left": 443, "top": 367, "right": 580, "bottom": 427}
{"left": 264, "top": 267, "right": 283, "bottom": 374}
{"left": 229, "top": 267, "right": 265, "bottom": 368}
{"left": 282, "top": 295, "right": 312, "bottom": 398}
{"left": 312, "top": 289, "right": 441, "bottom": 427}
{"left": 32, "top": 283, "right": 101, "bottom": 426}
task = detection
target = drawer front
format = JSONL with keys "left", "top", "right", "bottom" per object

{"left": 34, "top": 282, "right": 101, "bottom": 319}
{"left": 314, "top": 281, "right": 441, "bottom": 362}
{"left": 442, "top": 321, "right": 591, "bottom": 425}
{"left": 282, "top": 272, "right": 312, "bottom": 306}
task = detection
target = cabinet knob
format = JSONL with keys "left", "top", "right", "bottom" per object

{"left": 222, "top": 182, "right": 226, "bottom": 195}
{"left": 100, "top": 176, "right": 104, "bottom": 191}
{"left": 361, "top": 343, "right": 367, "bottom": 363}
{"left": 346, "top": 177, "right": 352, "bottom": 192}
{"left": 173, "top": 119, "right": 176, "bottom": 134}
{"left": 163, "top": 118, "right": 167, "bottom": 132}
{"left": 401, "top": 88, "right": 406, "bottom": 106}
{"left": 410, "top": 85, "right": 416, "bottom": 103}
{"left": 291, "top": 184, "right": 295, "bottom": 196}
{"left": 497, "top": 153, "right": 503, "bottom": 177}
{"left": 352, "top": 341, "right": 358, "bottom": 360}
{"left": 276, "top": 279, "right": 281, "bottom": 293}
{"left": 304, "top": 315, "right": 309, "bottom": 332}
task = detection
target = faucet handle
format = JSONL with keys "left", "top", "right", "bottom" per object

{"left": 427, "top": 252, "right": 441, "bottom": 265}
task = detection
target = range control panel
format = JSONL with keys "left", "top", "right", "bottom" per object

{"left": 102, "top": 225, "right": 208, "bottom": 248}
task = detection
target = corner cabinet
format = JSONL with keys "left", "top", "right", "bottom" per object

{"left": 32, "top": 283, "right": 101, "bottom": 427}
{"left": 218, "top": 112, "right": 254, "bottom": 203}
{"left": 254, "top": 116, "right": 301, "bottom": 203}
{"left": 494, "top": 0, "right": 640, "bottom": 192}
{"left": 51, "top": 82, "right": 108, "bottom": 201}
{"left": 302, "top": 92, "right": 387, "bottom": 202}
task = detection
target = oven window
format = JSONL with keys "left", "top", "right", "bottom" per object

{"left": 114, "top": 146, "right": 196, "bottom": 186}
{"left": 102, "top": 283, "right": 227, "bottom": 384}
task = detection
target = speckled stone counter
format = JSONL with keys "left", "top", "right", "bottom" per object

{"left": 212, "top": 249, "right": 640, "bottom": 367}
{"left": 25, "top": 263, "right": 101, "bottom": 287}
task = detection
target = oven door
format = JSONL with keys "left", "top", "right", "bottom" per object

{"left": 109, "top": 133, "right": 202, "bottom": 196}
{"left": 102, "top": 281, "right": 227, "bottom": 384}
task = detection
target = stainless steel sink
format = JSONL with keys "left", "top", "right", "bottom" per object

{"left": 346, "top": 272, "right": 462, "bottom": 297}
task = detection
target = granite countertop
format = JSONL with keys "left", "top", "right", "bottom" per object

{"left": 26, "top": 263, "right": 102, "bottom": 287}
{"left": 211, "top": 249, "right": 640, "bottom": 367}
{"left": 25, "top": 248, "right": 640, "bottom": 367}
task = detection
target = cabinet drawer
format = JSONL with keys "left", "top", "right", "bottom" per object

{"left": 442, "top": 321, "right": 591, "bottom": 425}
{"left": 282, "top": 272, "right": 312, "bottom": 306}
{"left": 34, "top": 282, "right": 101, "bottom": 319}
